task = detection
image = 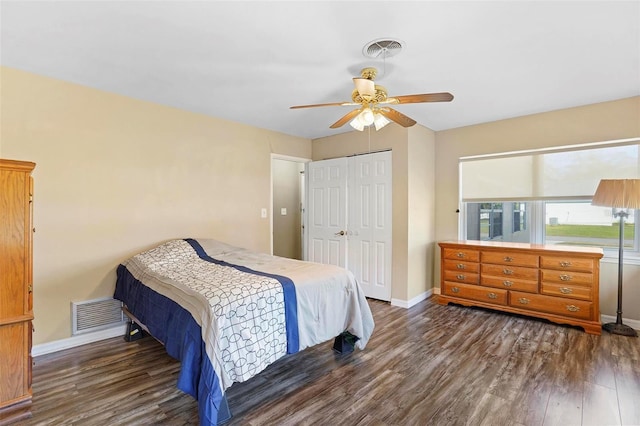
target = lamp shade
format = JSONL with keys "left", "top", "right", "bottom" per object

{"left": 591, "top": 179, "right": 640, "bottom": 209}
{"left": 353, "top": 78, "right": 375, "bottom": 97}
{"left": 373, "top": 112, "right": 391, "bottom": 130}
{"left": 349, "top": 116, "right": 365, "bottom": 131}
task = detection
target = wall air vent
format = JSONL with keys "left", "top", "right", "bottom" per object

{"left": 71, "top": 297, "right": 126, "bottom": 335}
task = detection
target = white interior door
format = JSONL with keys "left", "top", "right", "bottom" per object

{"left": 305, "top": 158, "right": 348, "bottom": 267}
{"left": 305, "top": 151, "right": 393, "bottom": 301}
{"left": 348, "top": 151, "right": 392, "bottom": 301}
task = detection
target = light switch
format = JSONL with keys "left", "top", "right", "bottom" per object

{"left": 281, "top": 208, "right": 287, "bottom": 215}
{"left": 261, "top": 208, "right": 267, "bottom": 218}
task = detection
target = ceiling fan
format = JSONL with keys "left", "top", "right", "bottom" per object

{"left": 290, "top": 67, "right": 453, "bottom": 131}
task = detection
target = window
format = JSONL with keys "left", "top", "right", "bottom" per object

{"left": 459, "top": 139, "right": 640, "bottom": 257}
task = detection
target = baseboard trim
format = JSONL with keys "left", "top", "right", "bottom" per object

{"left": 600, "top": 314, "right": 640, "bottom": 331}
{"left": 32, "top": 324, "right": 128, "bottom": 357}
{"left": 391, "top": 289, "right": 434, "bottom": 309}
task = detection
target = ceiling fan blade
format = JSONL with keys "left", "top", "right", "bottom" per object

{"left": 386, "top": 92, "right": 454, "bottom": 105}
{"left": 378, "top": 108, "right": 417, "bottom": 128}
{"left": 290, "top": 101, "right": 354, "bottom": 109}
{"left": 330, "top": 109, "right": 362, "bottom": 129}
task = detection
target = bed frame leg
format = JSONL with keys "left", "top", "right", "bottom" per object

{"left": 332, "top": 331, "right": 359, "bottom": 354}
{"left": 124, "top": 320, "right": 146, "bottom": 342}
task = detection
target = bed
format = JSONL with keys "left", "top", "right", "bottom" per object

{"left": 113, "top": 238, "right": 374, "bottom": 425}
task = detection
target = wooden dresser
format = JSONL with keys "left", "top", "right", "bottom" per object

{"left": 438, "top": 240, "right": 604, "bottom": 335}
{"left": 0, "top": 159, "right": 35, "bottom": 424}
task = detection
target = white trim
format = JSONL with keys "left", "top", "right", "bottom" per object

{"left": 459, "top": 137, "right": 640, "bottom": 161}
{"left": 391, "top": 289, "right": 434, "bottom": 309}
{"left": 32, "top": 324, "right": 128, "bottom": 357}
{"left": 600, "top": 314, "right": 640, "bottom": 331}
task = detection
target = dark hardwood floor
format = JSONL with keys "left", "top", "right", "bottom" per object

{"left": 17, "top": 297, "right": 640, "bottom": 425}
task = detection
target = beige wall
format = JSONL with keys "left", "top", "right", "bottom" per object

{"left": 408, "top": 126, "right": 436, "bottom": 301}
{"left": 2, "top": 64, "right": 637, "bottom": 347}
{"left": 312, "top": 124, "right": 437, "bottom": 302}
{"left": 434, "top": 96, "right": 640, "bottom": 320}
{"left": 0, "top": 67, "right": 312, "bottom": 344}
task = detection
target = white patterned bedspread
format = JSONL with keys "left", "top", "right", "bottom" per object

{"left": 121, "top": 238, "right": 374, "bottom": 393}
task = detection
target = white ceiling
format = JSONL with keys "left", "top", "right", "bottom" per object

{"left": 1, "top": 1, "right": 639, "bottom": 140}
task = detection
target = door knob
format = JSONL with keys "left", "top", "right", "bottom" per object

{"left": 335, "top": 230, "right": 345, "bottom": 236}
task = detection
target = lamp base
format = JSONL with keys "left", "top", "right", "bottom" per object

{"left": 602, "top": 322, "right": 638, "bottom": 337}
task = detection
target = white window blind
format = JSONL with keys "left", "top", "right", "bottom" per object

{"left": 460, "top": 140, "right": 640, "bottom": 202}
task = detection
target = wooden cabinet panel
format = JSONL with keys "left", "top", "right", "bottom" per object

{"left": 540, "top": 269, "right": 594, "bottom": 287}
{"left": 443, "top": 259, "right": 479, "bottom": 274}
{"left": 481, "top": 275, "right": 538, "bottom": 293}
{"left": 443, "top": 248, "right": 479, "bottom": 262}
{"left": 0, "top": 159, "right": 35, "bottom": 423}
{"left": 540, "top": 255, "right": 595, "bottom": 273}
{"left": 438, "top": 241, "right": 603, "bottom": 335}
{"left": 541, "top": 282, "right": 592, "bottom": 301}
{"left": 0, "top": 323, "right": 28, "bottom": 402}
{"left": 482, "top": 264, "right": 539, "bottom": 281}
{"left": 443, "top": 282, "right": 508, "bottom": 306}
{"left": 482, "top": 251, "right": 539, "bottom": 268}
{"left": 510, "top": 291, "right": 592, "bottom": 320}
{"left": 443, "top": 270, "right": 479, "bottom": 285}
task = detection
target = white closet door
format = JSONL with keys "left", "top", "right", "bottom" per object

{"left": 348, "top": 151, "right": 392, "bottom": 301}
{"left": 305, "top": 158, "right": 348, "bottom": 267}
{"left": 305, "top": 151, "right": 392, "bottom": 301}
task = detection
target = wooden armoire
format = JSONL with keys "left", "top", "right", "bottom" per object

{"left": 0, "top": 159, "right": 35, "bottom": 424}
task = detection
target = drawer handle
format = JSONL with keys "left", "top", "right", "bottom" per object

{"left": 503, "top": 268, "right": 514, "bottom": 275}
{"left": 559, "top": 274, "right": 572, "bottom": 281}
{"left": 456, "top": 263, "right": 466, "bottom": 270}
{"left": 566, "top": 305, "right": 580, "bottom": 312}
{"left": 451, "top": 287, "right": 460, "bottom": 294}
{"left": 559, "top": 261, "right": 572, "bottom": 268}
{"left": 503, "top": 280, "right": 513, "bottom": 287}
{"left": 503, "top": 256, "right": 513, "bottom": 262}
{"left": 456, "top": 274, "right": 466, "bottom": 280}
{"left": 518, "top": 298, "right": 530, "bottom": 305}
{"left": 487, "top": 292, "right": 498, "bottom": 299}
{"left": 456, "top": 252, "right": 466, "bottom": 258}
{"left": 559, "top": 287, "right": 573, "bottom": 294}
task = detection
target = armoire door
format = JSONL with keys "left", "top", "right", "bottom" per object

{"left": 305, "top": 151, "right": 392, "bottom": 301}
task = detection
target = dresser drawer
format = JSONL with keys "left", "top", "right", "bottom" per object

{"left": 541, "top": 282, "right": 592, "bottom": 301}
{"left": 482, "top": 251, "right": 539, "bottom": 267}
{"left": 482, "top": 275, "right": 538, "bottom": 293}
{"left": 443, "top": 259, "right": 480, "bottom": 274}
{"left": 540, "top": 269, "right": 593, "bottom": 286}
{"left": 444, "top": 269, "right": 479, "bottom": 285}
{"left": 482, "top": 264, "right": 539, "bottom": 280}
{"left": 509, "top": 291, "right": 592, "bottom": 320}
{"left": 443, "top": 248, "right": 480, "bottom": 262}
{"left": 443, "top": 282, "right": 508, "bottom": 306}
{"left": 540, "top": 256, "right": 594, "bottom": 273}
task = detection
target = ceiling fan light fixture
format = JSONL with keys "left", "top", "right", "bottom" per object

{"left": 373, "top": 112, "right": 391, "bottom": 130}
{"left": 359, "top": 107, "right": 375, "bottom": 126}
{"left": 349, "top": 116, "right": 365, "bottom": 131}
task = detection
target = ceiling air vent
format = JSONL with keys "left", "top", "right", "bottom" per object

{"left": 363, "top": 38, "right": 404, "bottom": 59}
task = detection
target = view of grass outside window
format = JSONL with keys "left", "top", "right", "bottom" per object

{"left": 466, "top": 201, "right": 637, "bottom": 251}
{"left": 545, "top": 202, "right": 635, "bottom": 249}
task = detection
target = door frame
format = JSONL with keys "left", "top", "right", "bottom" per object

{"left": 270, "top": 154, "right": 311, "bottom": 256}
